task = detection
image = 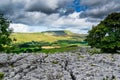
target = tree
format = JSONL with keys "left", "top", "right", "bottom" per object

{"left": 0, "top": 14, "right": 12, "bottom": 52}
{"left": 86, "top": 12, "right": 120, "bottom": 52}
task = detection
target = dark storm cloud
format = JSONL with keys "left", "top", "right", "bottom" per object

{"left": 80, "top": 0, "right": 109, "bottom": 7}
{"left": 0, "top": 0, "right": 13, "bottom": 14}
{"left": 0, "top": 0, "right": 25, "bottom": 14}
{"left": 80, "top": 0, "right": 120, "bottom": 21}
{"left": 0, "top": 0, "right": 74, "bottom": 25}
{"left": 25, "top": 0, "right": 57, "bottom": 14}
{"left": 25, "top": 0, "right": 73, "bottom": 14}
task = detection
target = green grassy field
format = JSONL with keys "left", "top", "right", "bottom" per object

{"left": 10, "top": 32, "right": 87, "bottom": 43}
{"left": 9, "top": 32, "right": 87, "bottom": 53}
{"left": 10, "top": 33, "right": 71, "bottom": 43}
{"left": 39, "top": 47, "right": 78, "bottom": 54}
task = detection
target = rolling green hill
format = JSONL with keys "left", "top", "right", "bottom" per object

{"left": 9, "top": 30, "right": 88, "bottom": 53}
{"left": 10, "top": 30, "right": 87, "bottom": 43}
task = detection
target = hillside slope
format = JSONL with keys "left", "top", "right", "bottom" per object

{"left": 10, "top": 30, "right": 86, "bottom": 43}
{"left": 10, "top": 33, "right": 71, "bottom": 43}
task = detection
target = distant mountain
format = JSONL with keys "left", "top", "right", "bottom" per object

{"left": 41, "top": 30, "right": 74, "bottom": 36}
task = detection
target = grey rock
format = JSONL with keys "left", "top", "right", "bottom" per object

{"left": 0, "top": 48, "right": 120, "bottom": 80}
{"left": 0, "top": 54, "right": 9, "bottom": 64}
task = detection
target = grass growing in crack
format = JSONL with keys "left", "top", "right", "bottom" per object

{"left": 0, "top": 72, "right": 4, "bottom": 80}
{"left": 52, "top": 60, "right": 59, "bottom": 64}
{"left": 77, "top": 55, "right": 84, "bottom": 59}
{"left": 90, "top": 63, "right": 96, "bottom": 66}
{"left": 103, "top": 75, "right": 116, "bottom": 80}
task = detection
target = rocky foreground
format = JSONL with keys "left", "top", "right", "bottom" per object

{"left": 0, "top": 47, "right": 120, "bottom": 80}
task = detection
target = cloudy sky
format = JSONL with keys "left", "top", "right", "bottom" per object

{"left": 0, "top": 0, "right": 120, "bottom": 34}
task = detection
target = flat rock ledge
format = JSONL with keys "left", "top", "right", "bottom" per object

{"left": 0, "top": 47, "right": 120, "bottom": 80}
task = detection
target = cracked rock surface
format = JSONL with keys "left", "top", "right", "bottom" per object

{"left": 0, "top": 47, "right": 120, "bottom": 80}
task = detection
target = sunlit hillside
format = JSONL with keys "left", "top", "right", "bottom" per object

{"left": 10, "top": 33, "right": 70, "bottom": 43}
{"left": 10, "top": 31, "right": 87, "bottom": 43}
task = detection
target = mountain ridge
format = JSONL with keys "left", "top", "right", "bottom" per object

{"left": 41, "top": 30, "right": 75, "bottom": 36}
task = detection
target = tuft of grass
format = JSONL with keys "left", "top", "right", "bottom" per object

{"left": 0, "top": 72, "right": 4, "bottom": 80}
{"left": 52, "top": 60, "right": 59, "bottom": 64}
{"left": 103, "top": 75, "right": 116, "bottom": 80}
{"left": 77, "top": 55, "right": 84, "bottom": 59}
{"left": 90, "top": 63, "right": 96, "bottom": 66}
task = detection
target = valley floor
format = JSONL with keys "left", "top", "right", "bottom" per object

{"left": 0, "top": 47, "right": 120, "bottom": 80}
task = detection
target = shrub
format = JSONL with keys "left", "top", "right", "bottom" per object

{"left": 7, "top": 41, "right": 43, "bottom": 53}
{"left": 0, "top": 14, "right": 12, "bottom": 52}
{"left": 86, "top": 12, "right": 120, "bottom": 52}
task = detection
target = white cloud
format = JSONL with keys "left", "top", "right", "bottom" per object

{"left": 9, "top": 23, "right": 51, "bottom": 32}
{"left": 10, "top": 23, "right": 30, "bottom": 32}
{"left": 51, "top": 12, "right": 98, "bottom": 28}
{"left": 68, "top": 12, "right": 80, "bottom": 18}
{"left": 9, "top": 12, "right": 98, "bottom": 34}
